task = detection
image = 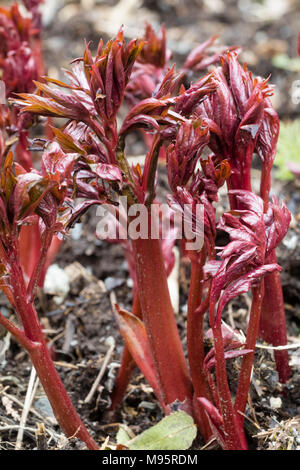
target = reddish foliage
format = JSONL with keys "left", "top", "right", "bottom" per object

{"left": 0, "top": 15, "right": 292, "bottom": 451}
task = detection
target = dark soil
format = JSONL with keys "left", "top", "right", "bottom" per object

{"left": 0, "top": 0, "right": 300, "bottom": 451}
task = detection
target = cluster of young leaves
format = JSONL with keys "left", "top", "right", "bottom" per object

{"left": 125, "top": 25, "right": 234, "bottom": 106}
{"left": 124, "top": 24, "right": 236, "bottom": 160}
{"left": 190, "top": 47, "right": 291, "bottom": 387}
{"left": 167, "top": 126, "right": 230, "bottom": 258}
{"left": 208, "top": 191, "right": 290, "bottom": 322}
{"left": 162, "top": 66, "right": 290, "bottom": 446}
{"left": 195, "top": 51, "right": 279, "bottom": 197}
{"left": 198, "top": 191, "right": 290, "bottom": 449}
{"left": 0, "top": 2, "right": 40, "bottom": 96}
{"left": 0, "top": 1, "right": 63, "bottom": 289}
{"left": 17, "top": 29, "right": 219, "bottom": 208}
{"left": 0, "top": 128, "right": 100, "bottom": 450}
{"left": 0, "top": 1, "right": 43, "bottom": 173}
{"left": 0, "top": 140, "right": 109, "bottom": 301}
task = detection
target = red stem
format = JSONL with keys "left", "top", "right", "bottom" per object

{"left": 260, "top": 165, "right": 271, "bottom": 211}
{"left": 110, "top": 293, "right": 142, "bottom": 410}
{"left": 8, "top": 259, "right": 99, "bottom": 450}
{"left": 27, "top": 228, "right": 54, "bottom": 301}
{"left": 0, "top": 312, "right": 33, "bottom": 351}
{"left": 132, "top": 215, "right": 192, "bottom": 405}
{"left": 19, "top": 223, "right": 42, "bottom": 283}
{"left": 229, "top": 164, "right": 290, "bottom": 382}
{"left": 33, "top": 37, "right": 46, "bottom": 79}
{"left": 259, "top": 253, "right": 291, "bottom": 383}
{"left": 235, "top": 283, "right": 264, "bottom": 420}
{"left": 187, "top": 251, "right": 213, "bottom": 441}
{"left": 241, "top": 164, "right": 252, "bottom": 192}
{"left": 212, "top": 324, "right": 248, "bottom": 450}
{"left": 259, "top": 168, "right": 290, "bottom": 383}
{"left": 227, "top": 167, "right": 252, "bottom": 210}
{"left": 15, "top": 131, "right": 33, "bottom": 171}
{"left": 29, "top": 337, "right": 99, "bottom": 449}
{"left": 39, "top": 235, "right": 63, "bottom": 286}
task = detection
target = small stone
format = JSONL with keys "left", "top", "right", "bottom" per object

{"left": 138, "top": 401, "right": 157, "bottom": 410}
{"left": 283, "top": 234, "right": 298, "bottom": 250}
{"left": 104, "top": 277, "right": 124, "bottom": 291}
{"left": 270, "top": 397, "right": 282, "bottom": 409}
{"left": 44, "top": 264, "right": 70, "bottom": 305}
{"left": 70, "top": 223, "right": 83, "bottom": 241}
{"left": 34, "top": 396, "right": 57, "bottom": 425}
{"left": 0, "top": 307, "right": 10, "bottom": 318}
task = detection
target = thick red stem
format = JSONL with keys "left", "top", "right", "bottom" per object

{"left": 235, "top": 283, "right": 264, "bottom": 420}
{"left": 227, "top": 169, "right": 251, "bottom": 210}
{"left": 132, "top": 220, "right": 192, "bottom": 405}
{"left": 33, "top": 37, "right": 46, "bottom": 79}
{"left": 19, "top": 223, "right": 42, "bottom": 283}
{"left": 39, "top": 235, "right": 63, "bottom": 287}
{"left": 15, "top": 131, "right": 33, "bottom": 171}
{"left": 229, "top": 167, "right": 290, "bottom": 382}
{"left": 259, "top": 253, "right": 290, "bottom": 383}
{"left": 259, "top": 169, "right": 290, "bottom": 383}
{"left": 0, "top": 312, "right": 33, "bottom": 350}
{"left": 29, "top": 337, "right": 99, "bottom": 449}
{"left": 213, "top": 325, "right": 248, "bottom": 450}
{"left": 187, "top": 252, "right": 212, "bottom": 441}
{"left": 260, "top": 165, "right": 271, "bottom": 210}
{"left": 27, "top": 229, "right": 54, "bottom": 301}
{"left": 241, "top": 166, "right": 252, "bottom": 192}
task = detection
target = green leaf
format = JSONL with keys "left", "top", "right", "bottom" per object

{"left": 116, "top": 426, "right": 132, "bottom": 446}
{"left": 275, "top": 120, "right": 300, "bottom": 181}
{"left": 127, "top": 411, "right": 197, "bottom": 450}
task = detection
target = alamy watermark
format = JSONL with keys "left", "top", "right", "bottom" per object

{"left": 95, "top": 197, "right": 204, "bottom": 251}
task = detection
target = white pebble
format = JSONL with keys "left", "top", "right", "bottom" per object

{"left": 270, "top": 397, "right": 282, "bottom": 409}
{"left": 44, "top": 264, "right": 70, "bottom": 304}
{"left": 283, "top": 234, "right": 298, "bottom": 251}
{"left": 70, "top": 223, "right": 83, "bottom": 241}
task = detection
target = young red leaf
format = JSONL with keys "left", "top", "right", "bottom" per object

{"left": 90, "top": 162, "right": 123, "bottom": 182}
{"left": 114, "top": 305, "right": 166, "bottom": 409}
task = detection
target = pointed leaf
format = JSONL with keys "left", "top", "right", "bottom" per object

{"left": 205, "top": 349, "right": 253, "bottom": 371}
{"left": 91, "top": 163, "right": 122, "bottom": 181}
{"left": 51, "top": 127, "right": 85, "bottom": 155}
{"left": 116, "top": 426, "right": 132, "bottom": 446}
{"left": 216, "top": 264, "right": 281, "bottom": 325}
{"left": 128, "top": 411, "right": 197, "bottom": 450}
{"left": 115, "top": 305, "right": 162, "bottom": 403}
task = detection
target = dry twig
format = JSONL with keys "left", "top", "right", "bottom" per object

{"left": 84, "top": 337, "right": 115, "bottom": 404}
{"left": 15, "top": 367, "right": 39, "bottom": 450}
